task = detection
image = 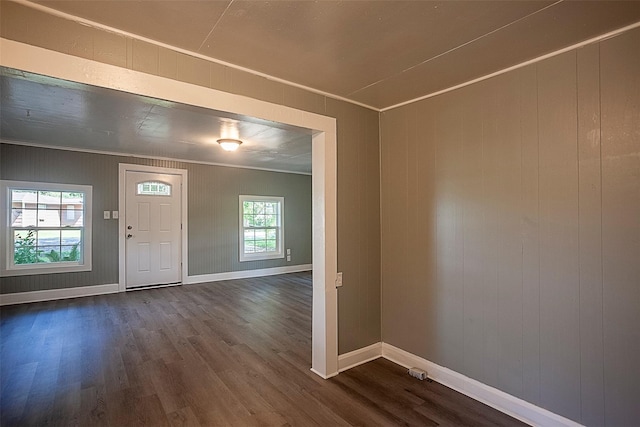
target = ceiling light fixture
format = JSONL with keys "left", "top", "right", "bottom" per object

{"left": 217, "top": 138, "right": 242, "bottom": 151}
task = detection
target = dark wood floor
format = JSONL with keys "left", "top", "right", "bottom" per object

{"left": 1, "top": 272, "right": 525, "bottom": 426}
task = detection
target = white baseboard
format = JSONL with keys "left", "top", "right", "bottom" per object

{"left": 381, "top": 343, "right": 583, "bottom": 427}
{"left": 310, "top": 368, "right": 339, "bottom": 380}
{"left": 338, "top": 342, "right": 382, "bottom": 372}
{"left": 0, "top": 283, "right": 120, "bottom": 306}
{"left": 184, "top": 264, "right": 312, "bottom": 285}
{"left": 0, "top": 265, "right": 312, "bottom": 305}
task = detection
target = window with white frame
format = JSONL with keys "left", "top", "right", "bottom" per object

{"left": 239, "top": 195, "right": 284, "bottom": 262}
{"left": 1, "top": 180, "right": 92, "bottom": 276}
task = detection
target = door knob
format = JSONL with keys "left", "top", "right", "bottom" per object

{"left": 127, "top": 234, "right": 133, "bottom": 239}
{"left": 127, "top": 225, "right": 132, "bottom": 230}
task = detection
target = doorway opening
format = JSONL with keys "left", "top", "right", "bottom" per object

{"left": 0, "top": 38, "right": 338, "bottom": 378}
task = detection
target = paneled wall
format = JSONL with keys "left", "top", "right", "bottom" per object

{"left": 0, "top": 1, "right": 381, "bottom": 353}
{"left": 0, "top": 144, "right": 312, "bottom": 291}
{"left": 380, "top": 29, "right": 639, "bottom": 425}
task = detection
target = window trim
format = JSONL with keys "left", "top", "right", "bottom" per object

{"left": 239, "top": 195, "right": 284, "bottom": 262}
{"left": 1, "top": 180, "right": 93, "bottom": 277}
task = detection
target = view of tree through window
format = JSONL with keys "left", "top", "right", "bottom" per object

{"left": 10, "top": 189, "right": 85, "bottom": 265}
{"left": 1, "top": 181, "right": 93, "bottom": 276}
{"left": 239, "top": 196, "right": 284, "bottom": 261}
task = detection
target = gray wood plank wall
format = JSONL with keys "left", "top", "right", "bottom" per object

{"left": 0, "top": 144, "right": 312, "bottom": 291}
{"left": 380, "top": 28, "right": 640, "bottom": 426}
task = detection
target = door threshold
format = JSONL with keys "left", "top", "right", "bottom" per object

{"left": 126, "top": 282, "right": 182, "bottom": 291}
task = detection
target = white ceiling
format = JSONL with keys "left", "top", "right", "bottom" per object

{"left": 0, "top": 67, "right": 313, "bottom": 174}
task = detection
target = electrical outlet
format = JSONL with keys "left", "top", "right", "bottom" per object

{"left": 335, "top": 272, "right": 343, "bottom": 288}
{"left": 287, "top": 255, "right": 291, "bottom": 262}
{"left": 408, "top": 367, "right": 428, "bottom": 380}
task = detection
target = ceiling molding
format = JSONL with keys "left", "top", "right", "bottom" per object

{"left": 348, "top": 0, "right": 563, "bottom": 99}
{"left": 380, "top": 19, "right": 640, "bottom": 112}
{"left": 0, "top": 140, "right": 312, "bottom": 176}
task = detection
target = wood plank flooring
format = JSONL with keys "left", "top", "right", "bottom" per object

{"left": 1, "top": 272, "right": 526, "bottom": 426}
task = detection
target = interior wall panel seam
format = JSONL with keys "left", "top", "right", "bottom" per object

{"left": 574, "top": 51, "right": 582, "bottom": 423}
{"left": 597, "top": 41, "right": 606, "bottom": 424}
{"left": 535, "top": 61, "right": 542, "bottom": 406}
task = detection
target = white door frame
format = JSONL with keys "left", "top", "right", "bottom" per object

{"left": 118, "top": 164, "right": 188, "bottom": 291}
{"left": 0, "top": 38, "right": 339, "bottom": 379}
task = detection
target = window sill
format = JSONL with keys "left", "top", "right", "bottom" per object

{"left": 239, "top": 253, "right": 285, "bottom": 262}
{"left": 1, "top": 263, "right": 91, "bottom": 277}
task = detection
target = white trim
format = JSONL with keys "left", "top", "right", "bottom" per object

{"left": 184, "top": 264, "right": 312, "bottom": 285}
{"left": 311, "top": 130, "right": 339, "bottom": 378}
{"left": 238, "top": 195, "right": 285, "bottom": 262}
{"left": 0, "top": 39, "right": 335, "bottom": 133}
{"left": 380, "top": 19, "right": 640, "bottom": 112}
{"left": 0, "top": 139, "right": 312, "bottom": 176}
{"left": 118, "top": 164, "right": 188, "bottom": 292}
{"left": 310, "top": 368, "right": 339, "bottom": 380}
{"left": 381, "top": 343, "right": 584, "bottom": 427}
{"left": 10, "top": 0, "right": 378, "bottom": 112}
{"left": 0, "top": 283, "right": 119, "bottom": 306}
{"left": 0, "top": 37, "right": 338, "bottom": 380}
{"left": 338, "top": 342, "right": 382, "bottom": 372}
{"left": 333, "top": 342, "right": 585, "bottom": 426}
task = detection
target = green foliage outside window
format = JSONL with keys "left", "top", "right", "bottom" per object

{"left": 14, "top": 229, "right": 41, "bottom": 264}
{"left": 44, "top": 244, "right": 80, "bottom": 262}
{"left": 13, "top": 229, "right": 80, "bottom": 264}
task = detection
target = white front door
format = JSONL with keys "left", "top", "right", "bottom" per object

{"left": 125, "top": 171, "right": 182, "bottom": 288}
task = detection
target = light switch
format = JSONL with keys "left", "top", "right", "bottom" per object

{"left": 112, "top": 211, "right": 119, "bottom": 219}
{"left": 103, "top": 211, "right": 110, "bottom": 219}
{"left": 286, "top": 248, "right": 291, "bottom": 255}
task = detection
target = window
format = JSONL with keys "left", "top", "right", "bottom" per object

{"left": 239, "top": 195, "right": 284, "bottom": 262}
{"left": 1, "top": 180, "right": 92, "bottom": 276}
{"left": 137, "top": 181, "right": 171, "bottom": 196}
